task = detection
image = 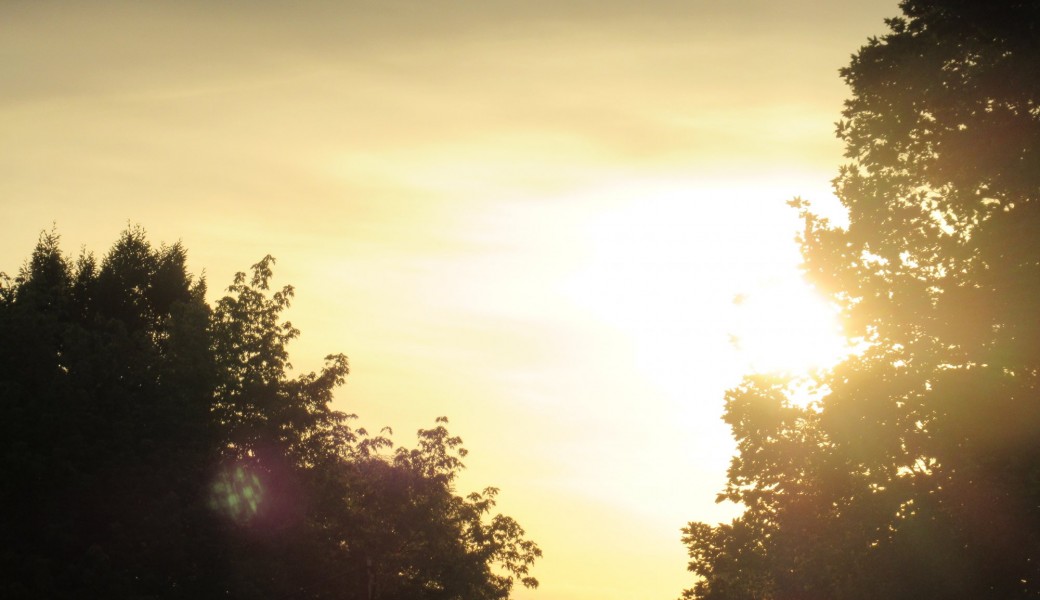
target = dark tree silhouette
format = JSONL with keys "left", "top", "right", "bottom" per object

{"left": 0, "top": 228, "right": 218, "bottom": 598}
{"left": 683, "top": 1, "right": 1040, "bottom": 598}
{"left": 0, "top": 229, "right": 539, "bottom": 599}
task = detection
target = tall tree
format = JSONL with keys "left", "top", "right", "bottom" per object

{"left": 0, "top": 228, "right": 217, "bottom": 598}
{"left": 1, "top": 230, "right": 539, "bottom": 599}
{"left": 683, "top": 1, "right": 1040, "bottom": 598}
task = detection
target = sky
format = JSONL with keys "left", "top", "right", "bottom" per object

{"left": 1, "top": 1, "right": 898, "bottom": 598}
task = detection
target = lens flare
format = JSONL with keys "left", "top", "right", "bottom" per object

{"left": 208, "top": 463, "right": 265, "bottom": 523}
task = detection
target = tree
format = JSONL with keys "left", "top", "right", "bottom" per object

{"left": 0, "top": 229, "right": 539, "bottom": 599}
{"left": 683, "top": 1, "right": 1040, "bottom": 598}
{"left": 0, "top": 228, "right": 218, "bottom": 598}
{"left": 325, "top": 419, "right": 541, "bottom": 600}
{"left": 204, "top": 256, "right": 541, "bottom": 600}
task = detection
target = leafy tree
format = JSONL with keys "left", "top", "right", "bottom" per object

{"left": 683, "top": 1, "right": 1040, "bottom": 598}
{"left": 0, "top": 229, "right": 539, "bottom": 599}
{"left": 324, "top": 419, "right": 541, "bottom": 600}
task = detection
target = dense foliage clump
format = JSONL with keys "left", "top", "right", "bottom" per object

{"left": 683, "top": 1, "right": 1040, "bottom": 598}
{"left": 0, "top": 228, "right": 539, "bottom": 599}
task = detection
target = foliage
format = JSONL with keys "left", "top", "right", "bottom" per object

{"left": 0, "top": 227, "right": 217, "bottom": 598}
{"left": 326, "top": 420, "right": 542, "bottom": 600}
{"left": 683, "top": 1, "right": 1040, "bottom": 598}
{"left": 0, "top": 229, "right": 539, "bottom": 599}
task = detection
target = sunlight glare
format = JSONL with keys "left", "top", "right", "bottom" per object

{"left": 729, "top": 278, "right": 846, "bottom": 375}
{"left": 562, "top": 180, "right": 850, "bottom": 405}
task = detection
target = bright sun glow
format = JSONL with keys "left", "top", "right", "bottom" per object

{"left": 562, "top": 181, "right": 850, "bottom": 398}
{"left": 729, "top": 278, "right": 846, "bottom": 374}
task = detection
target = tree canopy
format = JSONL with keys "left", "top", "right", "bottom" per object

{"left": 0, "top": 227, "right": 539, "bottom": 599}
{"left": 683, "top": 1, "right": 1040, "bottom": 598}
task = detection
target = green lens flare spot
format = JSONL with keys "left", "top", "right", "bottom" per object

{"left": 209, "top": 463, "right": 265, "bottom": 523}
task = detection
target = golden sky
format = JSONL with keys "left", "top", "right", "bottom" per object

{"left": 2, "top": 2, "right": 897, "bottom": 598}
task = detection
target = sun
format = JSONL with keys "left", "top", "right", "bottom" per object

{"left": 727, "top": 278, "right": 846, "bottom": 375}
{"left": 560, "top": 180, "right": 851, "bottom": 395}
